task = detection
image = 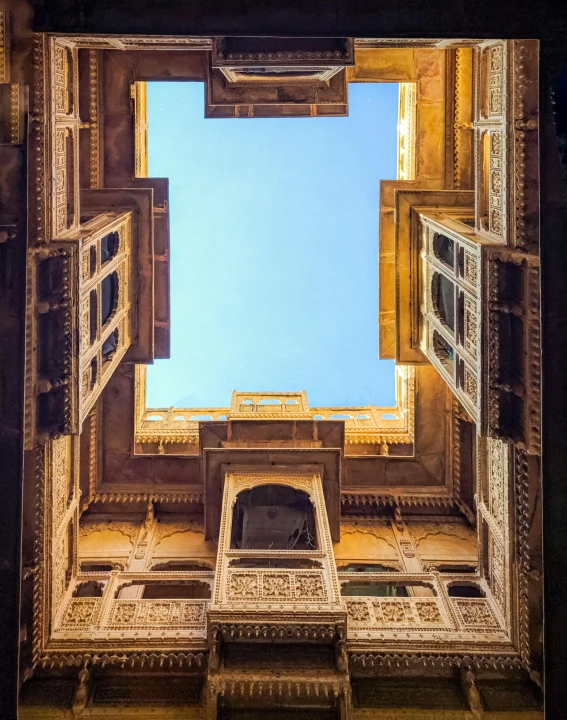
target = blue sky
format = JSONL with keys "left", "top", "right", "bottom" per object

{"left": 145, "top": 81, "right": 398, "bottom": 409}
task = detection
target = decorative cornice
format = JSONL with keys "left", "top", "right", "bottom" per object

{"left": 92, "top": 491, "right": 204, "bottom": 505}
{"left": 349, "top": 650, "right": 523, "bottom": 672}
{"left": 39, "top": 650, "right": 206, "bottom": 670}
{"left": 0, "top": 11, "right": 6, "bottom": 84}
{"left": 341, "top": 493, "right": 455, "bottom": 511}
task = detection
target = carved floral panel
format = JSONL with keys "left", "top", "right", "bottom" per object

{"left": 226, "top": 570, "right": 327, "bottom": 603}
{"left": 61, "top": 598, "right": 100, "bottom": 628}
{"left": 453, "top": 598, "right": 499, "bottom": 628}
{"left": 346, "top": 598, "right": 445, "bottom": 628}
{"left": 107, "top": 600, "right": 206, "bottom": 628}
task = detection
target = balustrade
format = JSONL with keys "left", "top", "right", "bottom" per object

{"left": 53, "top": 570, "right": 213, "bottom": 643}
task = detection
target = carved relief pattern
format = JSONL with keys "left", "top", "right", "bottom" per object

{"left": 107, "top": 600, "right": 206, "bottom": 628}
{"left": 51, "top": 436, "right": 70, "bottom": 530}
{"left": 464, "top": 367, "right": 478, "bottom": 404}
{"left": 0, "top": 12, "right": 5, "bottom": 84}
{"left": 52, "top": 530, "right": 68, "bottom": 613}
{"left": 454, "top": 599, "right": 498, "bottom": 628}
{"left": 346, "top": 597, "right": 445, "bottom": 628}
{"left": 79, "top": 520, "right": 139, "bottom": 544}
{"left": 464, "top": 296, "right": 478, "bottom": 357}
{"left": 488, "top": 45, "right": 503, "bottom": 117}
{"left": 489, "top": 533, "right": 506, "bottom": 614}
{"left": 53, "top": 45, "right": 69, "bottom": 114}
{"left": 54, "top": 128, "right": 68, "bottom": 234}
{"left": 464, "top": 252, "right": 478, "bottom": 287}
{"left": 346, "top": 601, "right": 371, "bottom": 622}
{"left": 488, "top": 437, "right": 508, "bottom": 531}
{"left": 263, "top": 574, "right": 292, "bottom": 598}
{"left": 226, "top": 571, "right": 327, "bottom": 602}
{"left": 295, "top": 573, "right": 326, "bottom": 599}
{"left": 489, "top": 130, "right": 503, "bottom": 236}
{"left": 61, "top": 598, "right": 100, "bottom": 627}
{"left": 228, "top": 573, "right": 259, "bottom": 599}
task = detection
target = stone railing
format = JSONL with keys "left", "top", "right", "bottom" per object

{"left": 339, "top": 572, "right": 508, "bottom": 645}
{"left": 135, "top": 365, "right": 415, "bottom": 449}
{"left": 52, "top": 570, "right": 213, "bottom": 644}
{"left": 224, "top": 568, "right": 329, "bottom": 605}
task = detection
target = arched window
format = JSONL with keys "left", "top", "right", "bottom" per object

{"left": 447, "top": 582, "right": 485, "bottom": 598}
{"left": 101, "top": 271, "right": 119, "bottom": 326}
{"left": 433, "top": 330, "right": 455, "bottom": 371}
{"left": 431, "top": 272, "right": 455, "bottom": 331}
{"left": 101, "top": 231, "right": 120, "bottom": 264}
{"left": 102, "top": 328, "right": 119, "bottom": 359}
{"left": 231, "top": 485, "right": 317, "bottom": 551}
{"left": 432, "top": 232, "right": 455, "bottom": 267}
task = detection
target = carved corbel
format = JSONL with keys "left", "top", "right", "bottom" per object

{"left": 335, "top": 623, "right": 348, "bottom": 674}
{"left": 71, "top": 665, "right": 90, "bottom": 718}
{"left": 460, "top": 666, "right": 483, "bottom": 719}
{"left": 209, "top": 624, "right": 221, "bottom": 671}
{"left": 393, "top": 504, "right": 404, "bottom": 533}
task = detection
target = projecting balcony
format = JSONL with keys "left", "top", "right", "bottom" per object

{"left": 339, "top": 571, "right": 508, "bottom": 651}
{"left": 52, "top": 569, "right": 213, "bottom": 648}
{"left": 418, "top": 212, "right": 541, "bottom": 453}
{"left": 207, "top": 473, "right": 346, "bottom": 669}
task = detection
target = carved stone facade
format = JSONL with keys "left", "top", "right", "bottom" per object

{"left": 0, "top": 15, "right": 543, "bottom": 718}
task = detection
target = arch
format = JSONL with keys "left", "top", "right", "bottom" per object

{"left": 432, "top": 232, "right": 455, "bottom": 267}
{"left": 102, "top": 328, "right": 119, "bottom": 359}
{"left": 431, "top": 271, "right": 455, "bottom": 331}
{"left": 231, "top": 484, "right": 317, "bottom": 551}
{"left": 101, "top": 271, "right": 119, "bottom": 326}
{"left": 101, "top": 231, "right": 120, "bottom": 264}
{"left": 447, "top": 581, "right": 485, "bottom": 598}
{"left": 432, "top": 330, "right": 455, "bottom": 370}
{"left": 73, "top": 580, "right": 105, "bottom": 598}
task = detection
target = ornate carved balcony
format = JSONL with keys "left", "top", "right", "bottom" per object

{"left": 208, "top": 472, "right": 346, "bottom": 667}
{"left": 418, "top": 213, "right": 540, "bottom": 453}
{"left": 52, "top": 570, "right": 213, "bottom": 647}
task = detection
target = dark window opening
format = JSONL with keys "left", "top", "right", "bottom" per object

{"left": 102, "top": 328, "right": 119, "bottom": 360}
{"left": 432, "top": 232, "right": 455, "bottom": 268}
{"left": 37, "top": 256, "right": 64, "bottom": 301}
{"left": 433, "top": 330, "right": 455, "bottom": 371}
{"left": 38, "top": 311, "right": 66, "bottom": 376}
{"left": 117, "top": 580, "right": 211, "bottom": 599}
{"left": 89, "top": 289, "right": 97, "bottom": 344}
{"left": 339, "top": 563, "right": 398, "bottom": 573}
{"left": 432, "top": 272, "right": 455, "bottom": 331}
{"left": 447, "top": 583, "right": 485, "bottom": 598}
{"left": 101, "top": 271, "right": 118, "bottom": 326}
{"left": 80, "top": 562, "right": 114, "bottom": 572}
{"left": 341, "top": 581, "right": 409, "bottom": 597}
{"left": 89, "top": 357, "right": 97, "bottom": 389}
{"left": 101, "top": 231, "right": 120, "bottom": 264}
{"left": 89, "top": 245, "right": 97, "bottom": 276}
{"left": 231, "top": 485, "right": 317, "bottom": 550}
{"left": 437, "top": 564, "right": 477, "bottom": 573}
{"left": 151, "top": 561, "right": 212, "bottom": 572}
{"left": 37, "top": 387, "right": 64, "bottom": 434}
{"left": 229, "top": 557, "right": 322, "bottom": 569}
